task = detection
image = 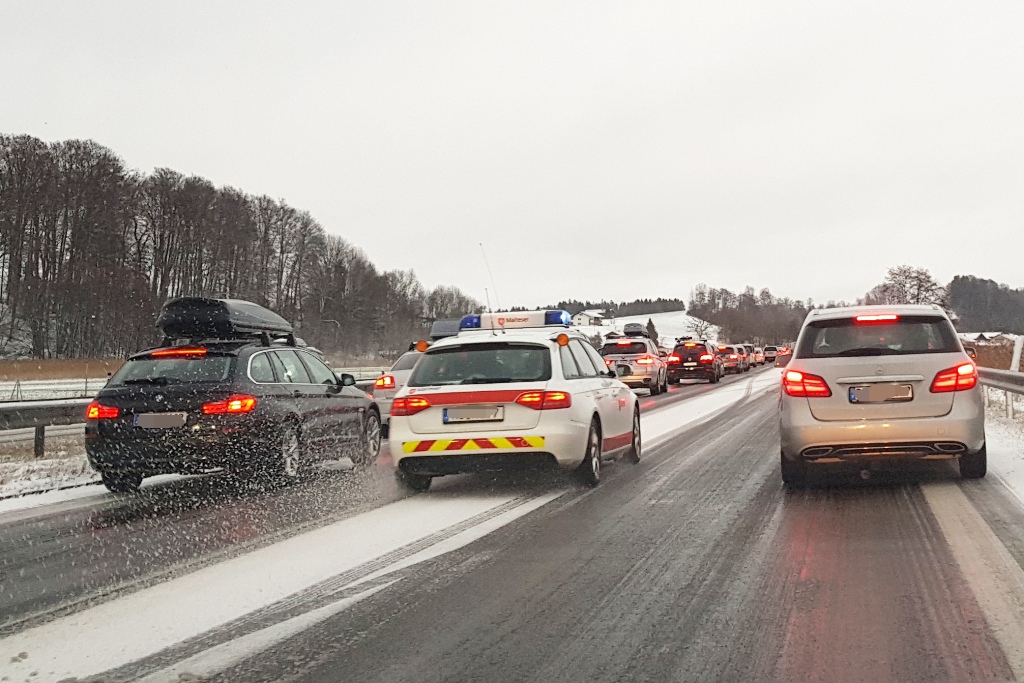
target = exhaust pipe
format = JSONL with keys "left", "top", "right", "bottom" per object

{"left": 860, "top": 469, "right": 871, "bottom": 481}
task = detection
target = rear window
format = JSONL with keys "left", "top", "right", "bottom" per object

{"left": 108, "top": 356, "right": 234, "bottom": 387}
{"left": 796, "top": 315, "right": 960, "bottom": 358}
{"left": 408, "top": 342, "right": 551, "bottom": 386}
{"left": 716, "top": 346, "right": 735, "bottom": 354}
{"left": 391, "top": 352, "right": 421, "bottom": 372}
{"left": 764, "top": 346, "right": 778, "bottom": 352}
{"left": 601, "top": 342, "right": 647, "bottom": 355}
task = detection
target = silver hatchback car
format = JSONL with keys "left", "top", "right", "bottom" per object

{"left": 779, "top": 305, "right": 985, "bottom": 486}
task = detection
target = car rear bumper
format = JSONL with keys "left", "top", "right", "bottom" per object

{"left": 780, "top": 391, "right": 986, "bottom": 463}
{"left": 86, "top": 433, "right": 275, "bottom": 475}
{"left": 389, "top": 418, "right": 588, "bottom": 471}
{"left": 668, "top": 366, "right": 714, "bottom": 379}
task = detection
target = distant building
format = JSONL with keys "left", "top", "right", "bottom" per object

{"left": 572, "top": 310, "right": 605, "bottom": 327}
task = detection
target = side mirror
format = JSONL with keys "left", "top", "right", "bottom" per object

{"left": 340, "top": 373, "right": 356, "bottom": 387}
{"left": 605, "top": 369, "right": 617, "bottom": 378}
{"left": 963, "top": 346, "right": 978, "bottom": 360}
{"left": 775, "top": 353, "right": 793, "bottom": 368}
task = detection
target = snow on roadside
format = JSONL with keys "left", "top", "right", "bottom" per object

{"left": 572, "top": 310, "right": 719, "bottom": 347}
{"left": 0, "top": 454, "right": 99, "bottom": 501}
{"left": 985, "top": 401, "right": 1024, "bottom": 509}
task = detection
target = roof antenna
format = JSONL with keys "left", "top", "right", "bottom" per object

{"left": 479, "top": 243, "right": 501, "bottom": 311}
{"left": 484, "top": 288, "right": 497, "bottom": 336}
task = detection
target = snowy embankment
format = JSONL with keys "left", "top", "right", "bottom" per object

{"left": 0, "top": 454, "right": 98, "bottom": 502}
{"left": 984, "top": 389, "right": 1024, "bottom": 507}
{"left": 573, "top": 310, "right": 719, "bottom": 347}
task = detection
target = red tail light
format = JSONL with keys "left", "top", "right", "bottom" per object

{"left": 684, "top": 342, "right": 698, "bottom": 347}
{"left": 202, "top": 394, "right": 257, "bottom": 415}
{"left": 855, "top": 314, "right": 898, "bottom": 324}
{"left": 86, "top": 401, "right": 119, "bottom": 419}
{"left": 391, "top": 396, "right": 430, "bottom": 416}
{"left": 604, "top": 358, "right": 614, "bottom": 367}
{"left": 699, "top": 353, "right": 714, "bottom": 363}
{"left": 930, "top": 363, "right": 978, "bottom": 393}
{"left": 374, "top": 375, "right": 396, "bottom": 390}
{"left": 635, "top": 356, "right": 654, "bottom": 365}
{"left": 516, "top": 391, "right": 572, "bottom": 410}
{"left": 151, "top": 347, "right": 207, "bottom": 357}
{"left": 783, "top": 371, "right": 832, "bottom": 397}
{"left": 668, "top": 354, "right": 681, "bottom": 364}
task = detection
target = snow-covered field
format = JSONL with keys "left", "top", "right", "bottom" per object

{"left": 0, "top": 377, "right": 105, "bottom": 401}
{"left": 573, "top": 310, "right": 718, "bottom": 347}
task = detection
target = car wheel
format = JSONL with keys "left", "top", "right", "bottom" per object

{"left": 780, "top": 451, "right": 805, "bottom": 488}
{"left": 101, "top": 471, "right": 143, "bottom": 494}
{"left": 960, "top": 444, "right": 987, "bottom": 479}
{"left": 660, "top": 374, "right": 668, "bottom": 393}
{"left": 268, "top": 424, "right": 303, "bottom": 483}
{"left": 669, "top": 377, "right": 680, "bottom": 385}
{"left": 396, "top": 469, "right": 432, "bottom": 492}
{"left": 575, "top": 419, "right": 602, "bottom": 487}
{"left": 624, "top": 408, "right": 641, "bottom": 464}
{"left": 709, "top": 370, "right": 719, "bottom": 384}
{"left": 352, "top": 410, "right": 382, "bottom": 468}
{"left": 650, "top": 379, "right": 661, "bottom": 396}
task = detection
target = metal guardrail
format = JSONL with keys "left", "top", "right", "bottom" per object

{"left": 979, "top": 367, "right": 1024, "bottom": 418}
{"left": 0, "top": 399, "right": 93, "bottom": 458}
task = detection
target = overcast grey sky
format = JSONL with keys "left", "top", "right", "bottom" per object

{"left": 3, "top": 1, "right": 1022, "bottom": 308}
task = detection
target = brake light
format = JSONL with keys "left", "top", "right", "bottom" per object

{"left": 684, "top": 342, "right": 698, "bottom": 347}
{"left": 668, "top": 354, "right": 681, "bottom": 364}
{"left": 635, "top": 356, "right": 654, "bottom": 365}
{"left": 616, "top": 339, "right": 633, "bottom": 345}
{"left": 783, "top": 370, "right": 832, "bottom": 397}
{"left": 151, "top": 347, "right": 207, "bottom": 357}
{"left": 391, "top": 396, "right": 430, "bottom": 416}
{"left": 699, "top": 353, "right": 714, "bottom": 363}
{"left": 604, "top": 358, "right": 614, "bottom": 367}
{"left": 930, "top": 363, "right": 977, "bottom": 393}
{"left": 855, "top": 314, "right": 898, "bottom": 324}
{"left": 202, "top": 394, "right": 257, "bottom": 415}
{"left": 516, "top": 391, "right": 572, "bottom": 410}
{"left": 86, "top": 401, "right": 119, "bottom": 419}
{"left": 374, "top": 375, "right": 396, "bottom": 389}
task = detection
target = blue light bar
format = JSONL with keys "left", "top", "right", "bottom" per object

{"left": 459, "top": 314, "right": 482, "bottom": 330}
{"left": 544, "top": 310, "right": 572, "bottom": 327}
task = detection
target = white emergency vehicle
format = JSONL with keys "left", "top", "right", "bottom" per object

{"left": 388, "top": 310, "right": 642, "bottom": 491}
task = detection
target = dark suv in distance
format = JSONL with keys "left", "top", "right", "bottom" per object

{"left": 85, "top": 298, "right": 382, "bottom": 493}
{"left": 667, "top": 340, "right": 722, "bottom": 384}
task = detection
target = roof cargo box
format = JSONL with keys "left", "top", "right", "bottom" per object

{"left": 157, "top": 298, "right": 293, "bottom": 341}
{"left": 429, "top": 319, "right": 462, "bottom": 341}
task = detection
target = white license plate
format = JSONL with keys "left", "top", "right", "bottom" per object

{"left": 135, "top": 412, "right": 188, "bottom": 428}
{"left": 443, "top": 406, "right": 504, "bottom": 424}
{"left": 849, "top": 384, "right": 913, "bottom": 404}
{"left": 683, "top": 362, "right": 698, "bottom": 367}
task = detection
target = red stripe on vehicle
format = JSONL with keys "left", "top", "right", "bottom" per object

{"left": 507, "top": 437, "right": 530, "bottom": 448}
{"left": 472, "top": 438, "right": 499, "bottom": 449}
{"left": 404, "top": 390, "right": 525, "bottom": 406}
{"left": 414, "top": 441, "right": 435, "bottom": 452}
{"left": 603, "top": 432, "right": 632, "bottom": 452}
{"left": 447, "top": 439, "right": 468, "bottom": 451}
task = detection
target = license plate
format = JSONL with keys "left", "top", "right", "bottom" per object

{"left": 683, "top": 362, "right": 698, "bottom": 367}
{"left": 849, "top": 384, "right": 913, "bottom": 404}
{"left": 135, "top": 412, "right": 188, "bottom": 428}
{"left": 443, "top": 406, "right": 504, "bottom": 424}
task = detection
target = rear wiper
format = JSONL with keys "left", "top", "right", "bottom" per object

{"left": 123, "top": 377, "right": 178, "bottom": 385}
{"left": 460, "top": 377, "right": 516, "bottom": 384}
{"left": 834, "top": 347, "right": 886, "bottom": 357}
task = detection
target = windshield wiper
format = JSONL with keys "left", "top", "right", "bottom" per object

{"left": 460, "top": 377, "right": 516, "bottom": 384}
{"left": 123, "top": 377, "right": 178, "bottom": 385}
{"left": 833, "top": 347, "right": 887, "bottom": 357}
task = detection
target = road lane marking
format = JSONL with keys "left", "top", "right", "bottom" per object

{"left": 922, "top": 481, "right": 1024, "bottom": 678}
{"left": 133, "top": 580, "right": 401, "bottom": 683}
{"left": 0, "top": 490, "right": 565, "bottom": 682}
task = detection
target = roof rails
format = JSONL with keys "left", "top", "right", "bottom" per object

{"left": 156, "top": 298, "right": 296, "bottom": 347}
